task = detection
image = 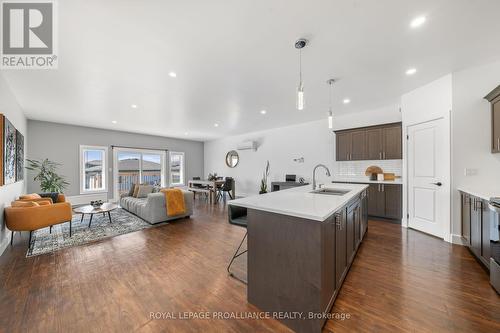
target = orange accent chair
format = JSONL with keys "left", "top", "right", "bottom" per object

{"left": 5, "top": 193, "right": 73, "bottom": 246}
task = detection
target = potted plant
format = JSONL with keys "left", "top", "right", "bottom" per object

{"left": 25, "top": 158, "right": 69, "bottom": 193}
{"left": 259, "top": 160, "right": 270, "bottom": 194}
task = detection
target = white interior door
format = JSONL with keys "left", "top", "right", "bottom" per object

{"left": 407, "top": 118, "right": 449, "bottom": 238}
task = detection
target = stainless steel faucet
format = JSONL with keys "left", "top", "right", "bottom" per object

{"left": 312, "top": 164, "right": 331, "bottom": 190}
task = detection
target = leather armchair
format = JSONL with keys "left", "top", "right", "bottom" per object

{"left": 5, "top": 194, "right": 73, "bottom": 246}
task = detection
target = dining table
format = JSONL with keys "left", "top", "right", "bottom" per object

{"left": 187, "top": 179, "right": 226, "bottom": 204}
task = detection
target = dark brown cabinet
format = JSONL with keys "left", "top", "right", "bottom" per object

{"left": 470, "top": 197, "right": 482, "bottom": 258}
{"left": 366, "top": 183, "right": 402, "bottom": 220}
{"left": 366, "top": 128, "right": 383, "bottom": 160}
{"left": 335, "top": 122, "right": 402, "bottom": 161}
{"left": 350, "top": 130, "right": 367, "bottom": 160}
{"left": 321, "top": 215, "right": 336, "bottom": 312}
{"left": 336, "top": 132, "right": 351, "bottom": 161}
{"left": 460, "top": 191, "right": 491, "bottom": 269}
{"left": 485, "top": 85, "right": 500, "bottom": 153}
{"left": 382, "top": 125, "right": 402, "bottom": 159}
{"left": 335, "top": 209, "right": 347, "bottom": 287}
{"left": 384, "top": 184, "right": 402, "bottom": 220}
{"left": 346, "top": 204, "right": 355, "bottom": 263}
{"left": 461, "top": 193, "right": 471, "bottom": 246}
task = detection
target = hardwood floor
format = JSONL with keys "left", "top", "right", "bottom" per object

{"left": 0, "top": 200, "right": 499, "bottom": 333}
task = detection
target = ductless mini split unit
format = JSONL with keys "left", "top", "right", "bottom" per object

{"left": 237, "top": 141, "right": 257, "bottom": 151}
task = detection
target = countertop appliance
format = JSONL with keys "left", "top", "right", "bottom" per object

{"left": 488, "top": 198, "right": 500, "bottom": 294}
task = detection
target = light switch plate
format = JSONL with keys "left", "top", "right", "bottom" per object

{"left": 464, "top": 168, "right": 478, "bottom": 176}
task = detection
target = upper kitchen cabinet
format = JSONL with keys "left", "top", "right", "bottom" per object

{"left": 382, "top": 125, "right": 402, "bottom": 159}
{"left": 485, "top": 85, "right": 500, "bottom": 153}
{"left": 336, "top": 132, "right": 352, "bottom": 161}
{"left": 335, "top": 122, "right": 402, "bottom": 161}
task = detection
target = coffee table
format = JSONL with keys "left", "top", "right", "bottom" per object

{"left": 73, "top": 203, "right": 119, "bottom": 228}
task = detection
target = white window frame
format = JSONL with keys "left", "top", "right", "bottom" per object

{"left": 112, "top": 147, "right": 167, "bottom": 201}
{"left": 169, "top": 151, "right": 185, "bottom": 186}
{"left": 80, "top": 145, "right": 108, "bottom": 194}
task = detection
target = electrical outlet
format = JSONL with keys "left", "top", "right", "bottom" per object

{"left": 464, "top": 168, "right": 478, "bottom": 176}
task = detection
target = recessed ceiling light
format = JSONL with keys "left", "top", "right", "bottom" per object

{"left": 111, "top": 120, "right": 117, "bottom": 124}
{"left": 130, "top": 104, "right": 138, "bottom": 109}
{"left": 169, "top": 72, "right": 177, "bottom": 78}
{"left": 214, "top": 123, "right": 219, "bottom": 127}
{"left": 343, "top": 99, "right": 351, "bottom": 104}
{"left": 410, "top": 16, "right": 426, "bottom": 28}
{"left": 260, "top": 110, "right": 267, "bottom": 115}
{"left": 406, "top": 68, "right": 417, "bottom": 75}
{"left": 184, "top": 132, "right": 188, "bottom": 135}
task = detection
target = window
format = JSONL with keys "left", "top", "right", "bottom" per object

{"left": 169, "top": 152, "right": 185, "bottom": 186}
{"left": 113, "top": 148, "right": 165, "bottom": 199}
{"left": 80, "top": 145, "right": 108, "bottom": 193}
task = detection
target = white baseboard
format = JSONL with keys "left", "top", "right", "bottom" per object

{"left": 451, "top": 233, "right": 465, "bottom": 245}
{"left": 66, "top": 193, "right": 108, "bottom": 206}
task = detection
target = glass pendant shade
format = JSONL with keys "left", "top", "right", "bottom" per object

{"left": 328, "top": 111, "right": 333, "bottom": 129}
{"left": 297, "top": 82, "right": 304, "bottom": 110}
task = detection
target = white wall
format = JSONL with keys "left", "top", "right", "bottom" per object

{"left": 0, "top": 74, "right": 27, "bottom": 255}
{"left": 401, "top": 74, "right": 452, "bottom": 239}
{"left": 204, "top": 105, "right": 401, "bottom": 197}
{"left": 451, "top": 59, "right": 500, "bottom": 240}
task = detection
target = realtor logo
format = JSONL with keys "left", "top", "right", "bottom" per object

{"left": 1, "top": 0, "right": 57, "bottom": 69}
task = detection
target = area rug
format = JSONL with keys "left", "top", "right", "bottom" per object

{"left": 26, "top": 208, "right": 165, "bottom": 257}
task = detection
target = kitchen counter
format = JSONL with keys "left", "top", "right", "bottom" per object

{"left": 332, "top": 177, "right": 403, "bottom": 185}
{"left": 235, "top": 183, "right": 369, "bottom": 332}
{"left": 457, "top": 187, "right": 499, "bottom": 201}
{"left": 229, "top": 183, "right": 368, "bottom": 221}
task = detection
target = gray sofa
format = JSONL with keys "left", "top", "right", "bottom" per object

{"left": 119, "top": 190, "right": 194, "bottom": 224}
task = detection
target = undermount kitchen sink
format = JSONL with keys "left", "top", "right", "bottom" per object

{"left": 310, "top": 188, "right": 350, "bottom": 196}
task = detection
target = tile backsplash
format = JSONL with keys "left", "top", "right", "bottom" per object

{"left": 334, "top": 159, "right": 402, "bottom": 178}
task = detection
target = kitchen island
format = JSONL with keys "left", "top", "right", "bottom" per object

{"left": 228, "top": 183, "right": 368, "bottom": 333}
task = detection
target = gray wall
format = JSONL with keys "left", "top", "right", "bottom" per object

{"left": 27, "top": 120, "right": 204, "bottom": 198}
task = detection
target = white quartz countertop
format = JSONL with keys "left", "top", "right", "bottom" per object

{"left": 228, "top": 183, "right": 368, "bottom": 221}
{"left": 457, "top": 187, "right": 499, "bottom": 201}
{"left": 331, "top": 177, "right": 403, "bottom": 185}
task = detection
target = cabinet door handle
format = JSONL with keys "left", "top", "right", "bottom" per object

{"left": 497, "top": 137, "right": 499, "bottom": 151}
{"left": 379, "top": 152, "right": 382, "bottom": 159}
{"left": 382, "top": 184, "right": 384, "bottom": 192}
{"left": 383, "top": 151, "right": 386, "bottom": 159}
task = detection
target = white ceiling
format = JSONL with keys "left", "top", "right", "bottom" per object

{"left": 3, "top": 0, "right": 500, "bottom": 141}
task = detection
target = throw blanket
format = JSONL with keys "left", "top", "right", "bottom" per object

{"left": 160, "top": 188, "right": 186, "bottom": 217}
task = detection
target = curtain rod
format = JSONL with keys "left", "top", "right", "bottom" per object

{"left": 111, "top": 145, "right": 169, "bottom": 152}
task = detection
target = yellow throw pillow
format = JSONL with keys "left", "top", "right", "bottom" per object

{"left": 133, "top": 184, "right": 141, "bottom": 197}
{"left": 11, "top": 201, "right": 40, "bottom": 207}
{"left": 19, "top": 193, "right": 42, "bottom": 200}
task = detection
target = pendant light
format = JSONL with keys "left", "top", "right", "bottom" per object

{"left": 327, "top": 79, "right": 335, "bottom": 129}
{"left": 295, "top": 39, "right": 308, "bottom": 110}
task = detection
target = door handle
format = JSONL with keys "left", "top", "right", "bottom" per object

{"left": 431, "top": 182, "right": 442, "bottom": 186}
{"left": 497, "top": 137, "right": 499, "bottom": 151}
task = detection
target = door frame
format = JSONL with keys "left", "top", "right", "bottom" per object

{"left": 112, "top": 147, "right": 167, "bottom": 202}
{"left": 403, "top": 113, "right": 451, "bottom": 242}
